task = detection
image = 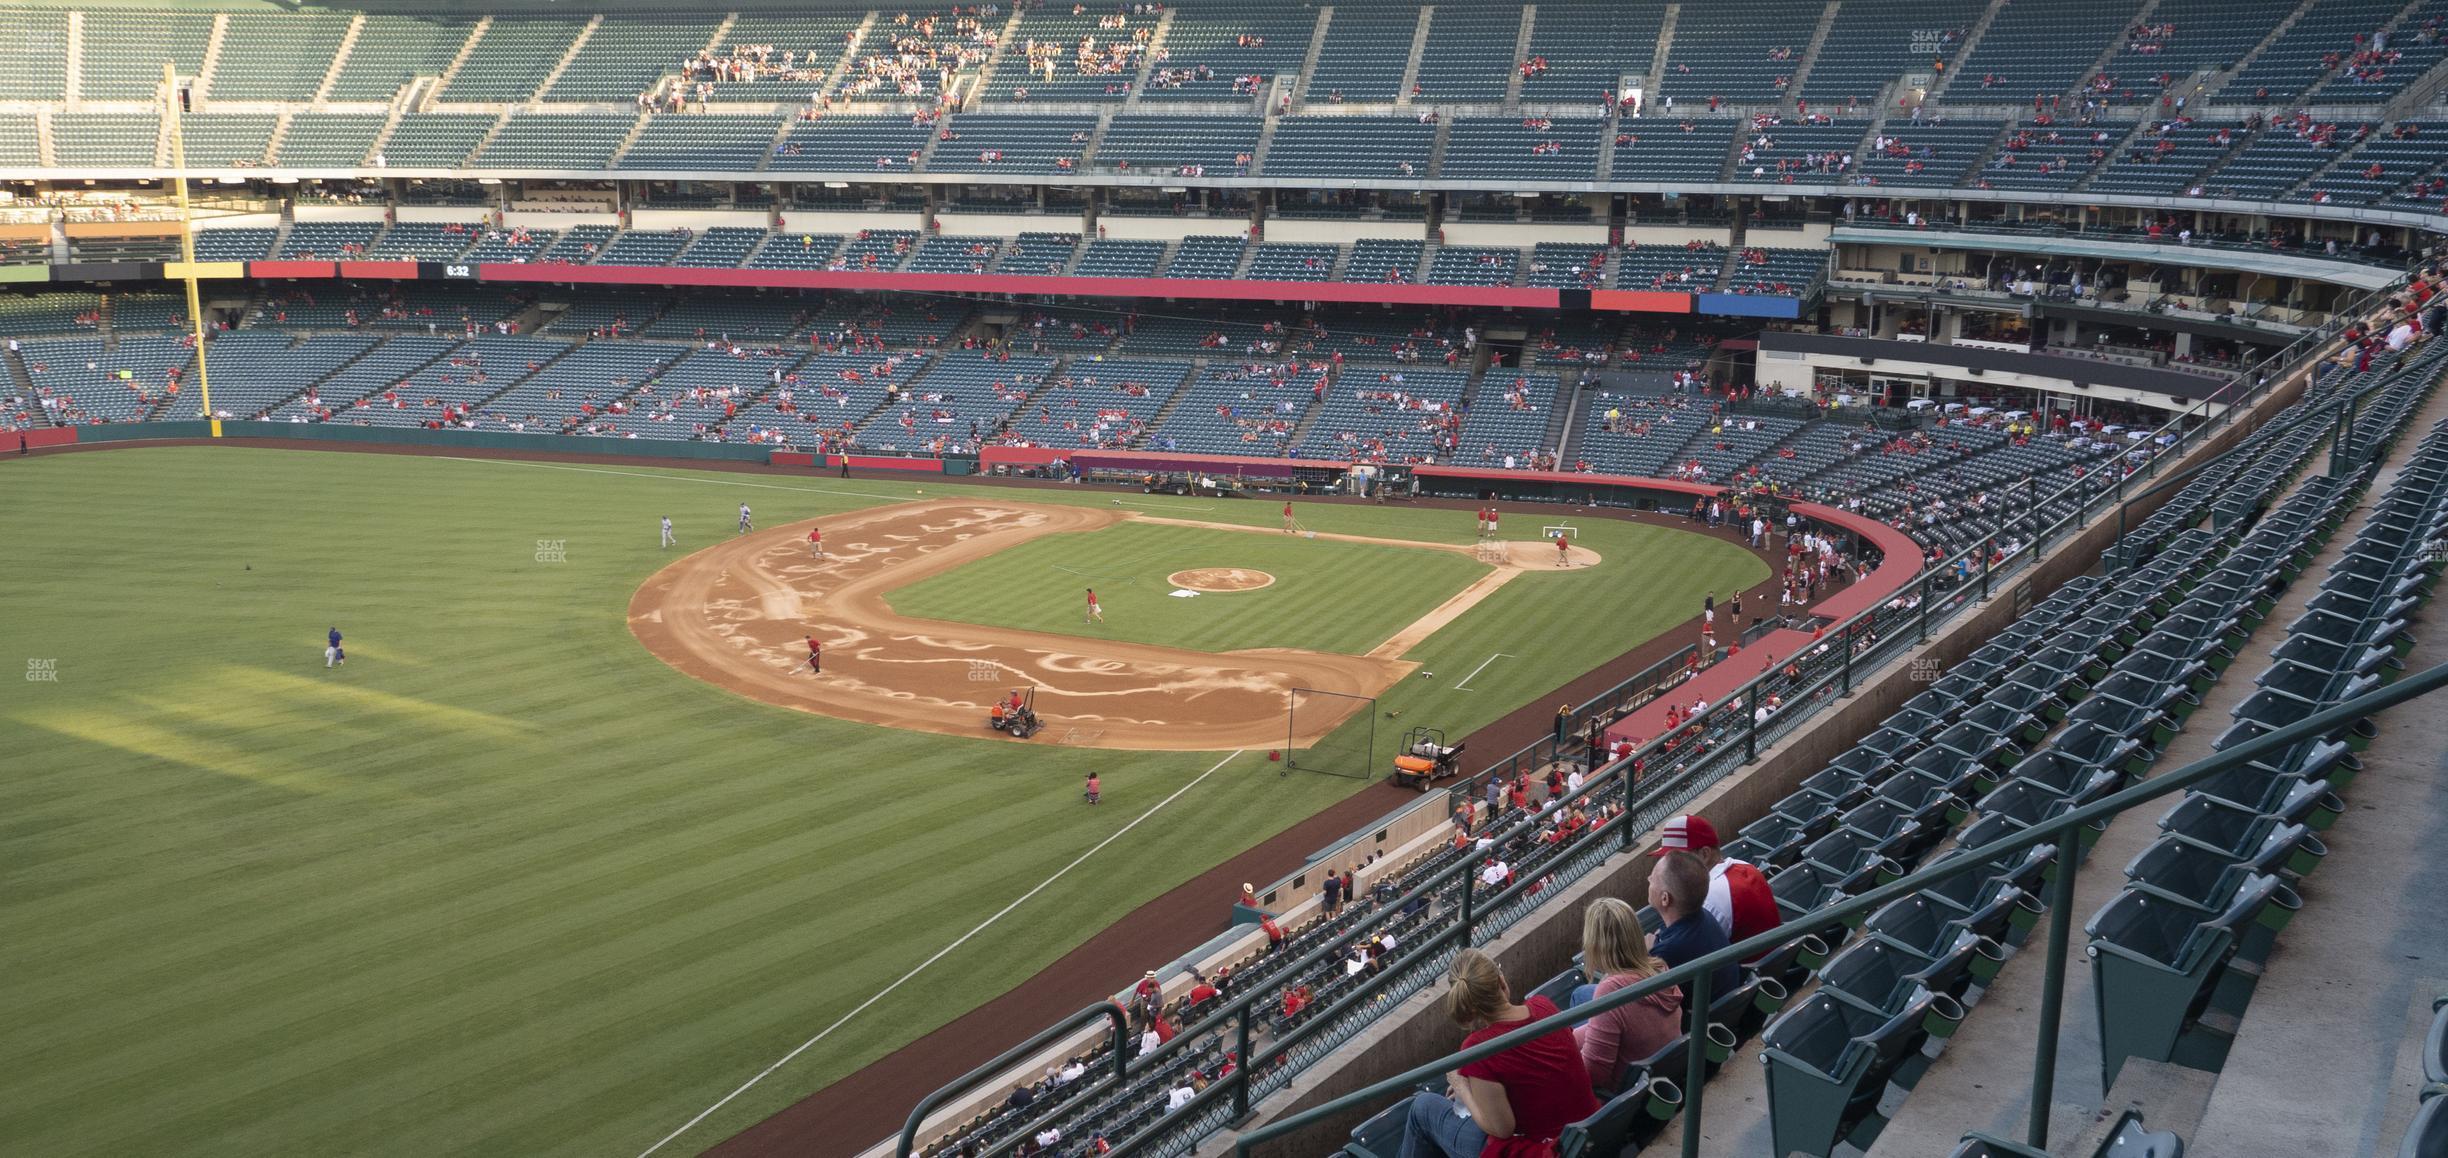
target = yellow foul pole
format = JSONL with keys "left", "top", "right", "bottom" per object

{"left": 164, "top": 62, "right": 216, "bottom": 437}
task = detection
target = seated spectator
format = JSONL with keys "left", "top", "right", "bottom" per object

{"left": 1656, "top": 815, "right": 1782, "bottom": 956}
{"left": 1569, "top": 898, "right": 1681, "bottom": 1095}
{"left": 1398, "top": 948, "right": 1597, "bottom": 1158}
{"left": 1645, "top": 851, "right": 1738, "bottom": 1003}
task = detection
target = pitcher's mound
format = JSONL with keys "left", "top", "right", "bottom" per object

{"left": 1169, "top": 567, "right": 1277, "bottom": 592}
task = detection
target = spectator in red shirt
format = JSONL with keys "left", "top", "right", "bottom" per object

{"left": 1397, "top": 948, "right": 1598, "bottom": 1158}
{"left": 1654, "top": 814, "right": 1782, "bottom": 958}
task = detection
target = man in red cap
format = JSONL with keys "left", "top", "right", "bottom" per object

{"left": 1653, "top": 814, "right": 1781, "bottom": 955}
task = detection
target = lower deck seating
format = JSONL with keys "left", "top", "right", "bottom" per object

{"left": 1145, "top": 362, "right": 1319, "bottom": 456}
{"left": 334, "top": 335, "right": 567, "bottom": 428}
{"left": 16, "top": 335, "right": 194, "bottom": 424}
{"left": 851, "top": 351, "right": 1053, "bottom": 454}
{"left": 998, "top": 358, "right": 1194, "bottom": 449}
{"left": 1301, "top": 367, "right": 1466, "bottom": 462}
{"left": 1454, "top": 372, "right": 1563, "bottom": 467}
{"left": 193, "top": 332, "right": 380, "bottom": 420}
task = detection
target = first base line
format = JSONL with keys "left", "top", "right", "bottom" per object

{"left": 635, "top": 749, "right": 1245, "bottom": 1158}
{"left": 1452, "top": 653, "right": 1515, "bottom": 691}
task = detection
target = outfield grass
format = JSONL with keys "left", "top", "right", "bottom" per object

{"left": 888, "top": 521, "right": 1489, "bottom": 655}
{"left": 0, "top": 448, "right": 1764, "bottom": 1157}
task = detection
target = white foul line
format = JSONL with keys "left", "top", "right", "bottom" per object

{"left": 635, "top": 749, "right": 1246, "bottom": 1158}
{"left": 1452, "top": 653, "right": 1515, "bottom": 692}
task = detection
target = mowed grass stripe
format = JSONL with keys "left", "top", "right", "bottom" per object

{"left": 0, "top": 448, "right": 1765, "bottom": 1157}
{"left": 888, "top": 521, "right": 1488, "bottom": 655}
{"left": 18, "top": 756, "right": 1236, "bottom": 1157}
{"left": 4, "top": 693, "right": 1201, "bottom": 1030}
{"left": 3, "top": 697, "right": 1199, "bottom": 979}
{"left": 0, "top": 678, "right": 1109, "bottom": 962}
{"left": 4, "top": 745, "right": 956, "bottom": 1056}
{"left": 6, "top": 763, "right": 1129, "bottom": 1152}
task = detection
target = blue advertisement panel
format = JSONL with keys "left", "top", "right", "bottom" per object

{"left": 1694, "top": 293, "right": 1803, "bottom": 319}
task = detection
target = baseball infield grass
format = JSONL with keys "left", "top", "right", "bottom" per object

{"left": 0, "top": 447, "right": 1765, "bottom": 1158}
{"left": 888, "top": 521, "right": 1492, "bottom": 655}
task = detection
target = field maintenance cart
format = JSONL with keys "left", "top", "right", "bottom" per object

{"left": 987, "top": 687, "right": 1043, "bottom": 739}
{"left": 1389, "top": 726, "right": 1464, "bottom": 790}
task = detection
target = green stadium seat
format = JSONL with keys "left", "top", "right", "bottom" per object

{"left": 1931, "top": 714, "right": 2029, "bottom": 774}
{"left": 1760, "top": 987, "right": 1943, "bottom": 1158}
{"left": 1835, "top": 798, "right": 1938, "bottom": 869}
{"left": 2051, "top": 722, "right": 2154, "bottom": 781}
{"left": 2399, "top": 1094, "right": 2446, "bottom": 1158}
{"left": 2158, "top": 785, "right": 2339, "bottom": 863}
{"left": 1999, "top": 750, "right": 2125, "bottom": 805}
{"left": 1913, "top": 848, "right": 2048, "bottom": 944}
{"left": 1819, "top": 931, "right": 1981, "bottom": 1016}
{"left": 1556, "top": 1073, "right": 1684, "bottom": 1158}
{"left": 2124, "top": 831, "right": 2304, "bottom": 912}
{"left": 1339, "top": 1094, "right": 1410, "bottom": 1158}
{"left": 1800, "top": 830, "right": 1902, "bottom": 893}
{"left": 1958, "top": 777, "right": 2106, "bottom": 851}
{"left": 2086, "top": 876, "right": 2294, "bottom": 1088}
{"left": 2424, "top": 996, "right": 2447, "bottom": 1093}
{"left": 1871, "top": 766, "right": 1973, "bottom": 833}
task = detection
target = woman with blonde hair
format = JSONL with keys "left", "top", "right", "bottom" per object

{"left": 1569, "top": 898, "right": 1683, "bottom": 1094}
{"left": 1397, "top": 948, "right": 1596, "bottom": 1158}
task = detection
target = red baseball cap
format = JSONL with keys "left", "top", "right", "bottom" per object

{"left": 1649, "top": 814, "right": 1721, "bottom": 855}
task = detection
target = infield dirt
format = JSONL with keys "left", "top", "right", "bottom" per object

{"left": 628, "top": 499, "right": 1597, "bottom": 750}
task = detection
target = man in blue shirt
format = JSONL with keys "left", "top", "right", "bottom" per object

{"left": 325, "top": 626, "right": 345, "bottom": 669}
{"left": 1647, "top": 850, "right": 1737, "bottom": 1004}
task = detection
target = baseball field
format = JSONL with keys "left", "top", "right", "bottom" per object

{"left": 0, "top": 445, "right": 1766, "bottom": 1156}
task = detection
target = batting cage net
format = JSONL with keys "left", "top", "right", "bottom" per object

{"left": 1285, "top": 687, "right": 1377, "bottom": 779}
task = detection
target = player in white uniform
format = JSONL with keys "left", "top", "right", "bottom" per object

{"left": 737, "top": 503, "right": 752, "bottom": 534}
{"left": 660, "top": 516, "right": 675, "bottom": 548}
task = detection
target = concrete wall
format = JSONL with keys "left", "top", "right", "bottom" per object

{"left": 1264, "top": 219, "right": 1426, "bottom": 245}
{"left": 394, "top": 206, "right": 490, "bottom": 224}
{"left": 503, "top": 210, "right": 618, "bottom": 229}
{"left": 196, "top": 213, "right": 283, "bottom": 233}
{"left": 935, "top": 210, "right": 1086, "bottom": 236}
{"left": 1441, "top": 222, "right": 1609, "bottom": 247}
{"left": 778, "top": 209, "right": 924, "bottom": 234}
{"left": 628, "top": 208, "right": 774, "bottom": 231}
{"left": 1097, "top": 215, "right": 1249, "bottom": 241}
{"left": 1623, "top": 225, "right": 1734, "bottom": 249}
{"left": 293, "top": 205, "right": 391, "bottom": 224}
{"left": 1746, "top": 221, "right": 1834, "bottom": 247}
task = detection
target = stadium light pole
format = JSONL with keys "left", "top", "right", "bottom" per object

{"left": 162, "top": 62, "right": 217, "bottom": 438}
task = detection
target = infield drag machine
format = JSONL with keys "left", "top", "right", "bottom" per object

{"left": 1389, "top": 726, "right": 1464, "bottom": 790}
{"left": 987, "top": 687, "right": 1044, "bottom": 739}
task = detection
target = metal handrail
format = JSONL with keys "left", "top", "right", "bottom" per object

{"left": 897, "top": 1002, "right": 1132, "bottom": 1158}
{"left": 1232, "top": 660, "right": 2448, "bottom": 1158}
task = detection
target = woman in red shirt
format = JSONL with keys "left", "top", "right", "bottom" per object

{"left": 1397, "top": 949, "right": 1597, "bottom": 1158}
